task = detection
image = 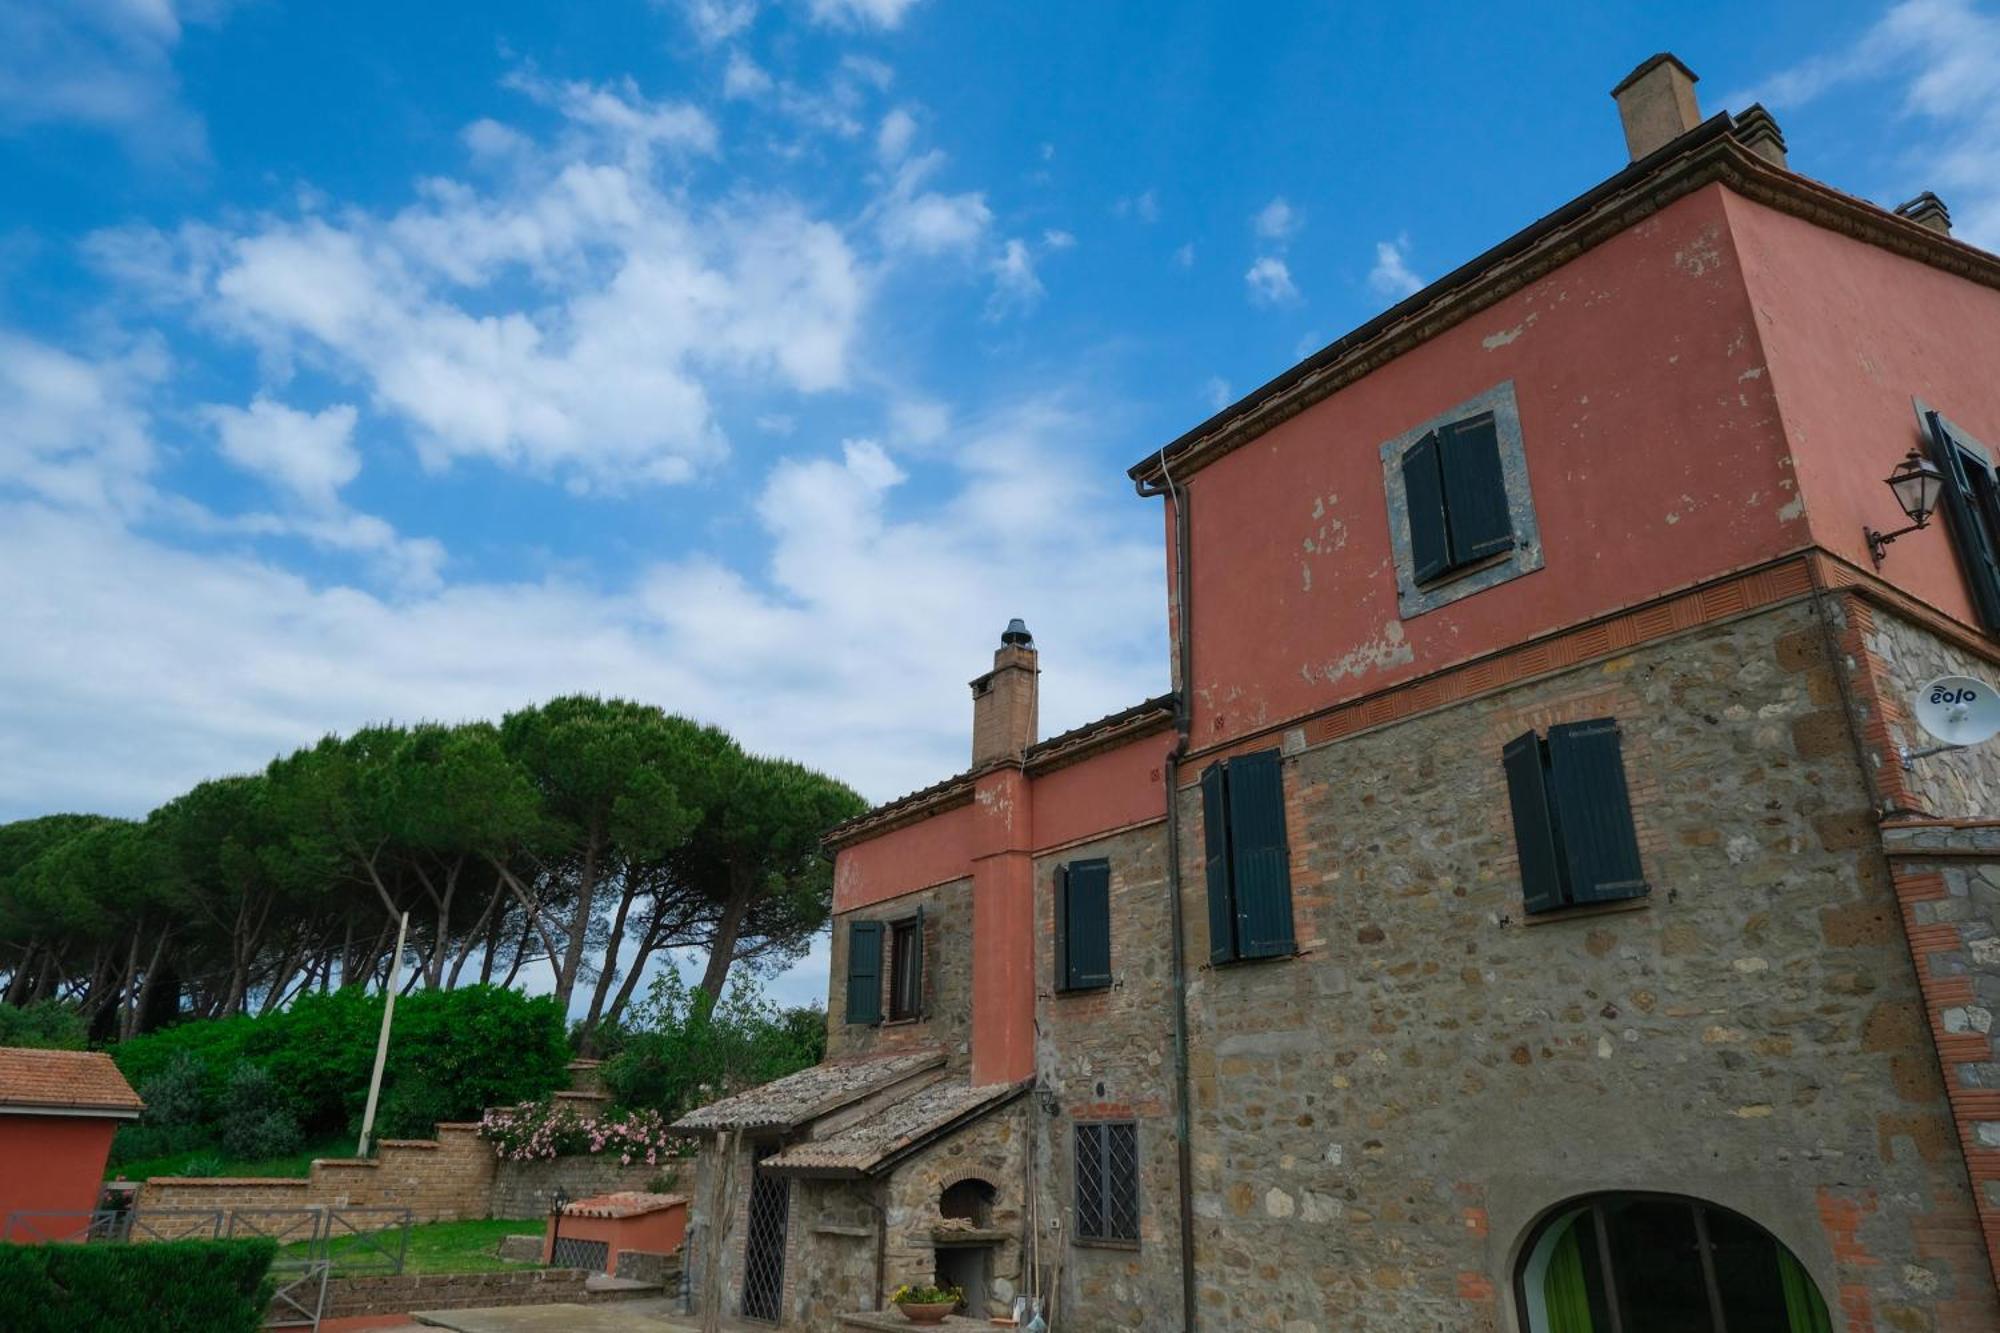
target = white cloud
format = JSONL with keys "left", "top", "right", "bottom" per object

{"left": 806, "top": 0, "right": 924, "bottom": 29}
{"left": 1041, "top": 228, "right": 1076, "bottom": 250}
{"left": 1245, "top": 255, "right": 1299, "bottom": 306}
{"left": 876, "top": 106, "right": 918, "bottom": 163}
{"left": 96, "top": 77, "right": 867, "bottom": 491}
{"left": 0, "top": 0, "right": 214, "bottom": 163}
{"left": 1254, "top": 196, "right": 1302, "bottom": 242}
{"left": 675, "top": 0, "right": 758, "bottom": 45}
{"left": 206, "top": 397, "right": 360, "bottom": 508}
{"left": 1115, "top": 190, "right": 1160, "bottom": 224}
{"left": 1172, "top": 242, "right": 1195, "bottom": 269}
{"left": 877, "top": 151, "right": 993, "bottom": 255}
{"left": 1202, "top": 376, "right": 1231, "bottom": 411}
{"left": 722, "top": 51, "right": 774, "bottom": 99}
{"left": 988, "top": 238, "right": 1043, "bottom": 316}
{"left": 0, "top": 330, "right": 164, "bottom": 515}
{"left": 0, "top": 397, "right": 1164, "bottom": 823}
{"left": 1366, "top": 235, "right": 1422, "bottom": 299}
{"left": 1736, "top": 0, "right": 2000, "bottom": 246}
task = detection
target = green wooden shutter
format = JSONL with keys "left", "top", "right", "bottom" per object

{"left": 1225, "top": 749, "right": 1295, "bottom": 959}
{"left": 1402, "top": 431, "right": 1451, "bottom": 583}
{"left": 1502, "top": 730, "right": 1566, "bottom": 914}
{"left": 845, "top": 919, "right": 882, "bottom": 1024}
{"left": 1439, "top": 413, "right": 1513, "bottom": 563}
{"left": 1928, "top": 411, "right": 2000, "bottom": 630}
{"left": 1062, "top": 859, "right": 1112, "bottom": 990}
{"left": 1054, "top": 863, "right": 1072, "bottom": 991}
{"left": 1546, "top": 719, "right": 1647, "bottom": 904}
{"left": 1200, "top": 762, "right": 1235, "bottom": 964}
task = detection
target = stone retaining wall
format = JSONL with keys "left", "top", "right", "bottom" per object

{"left": 489, "top": 1156, "right": 674, "bottom": 1219}
{"left": 321, "top": 1267, "right": 657, "bottom": 1319}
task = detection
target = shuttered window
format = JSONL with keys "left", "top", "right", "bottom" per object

{"left": 1056, "top": 859, "right": 1112, "bottom": 992}
{"left": 1502, "top": 718, "right": 1647, "bottom": 915}
{"left": 1401, "top": 411, "right": 1514, "bottom": 584}
{"left": 844, "top": 919, "right": 882, "bottom": 1024}
{"left": 1928, "top": 410, "right": 2000, "bottom": 632}
{"left": 1074, "top": 1121, "right": 1139, "bottom": 1244}
{"left": 1200, "top": 749, "right": 1295, "bottom": 964}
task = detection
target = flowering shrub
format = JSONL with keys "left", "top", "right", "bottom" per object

{"left": 478, "top": 1098, "right": 681, "bottom": 1166}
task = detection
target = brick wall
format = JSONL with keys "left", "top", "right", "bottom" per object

{"left": 136, "top": 1123, "right": 496, "bottom": 1222}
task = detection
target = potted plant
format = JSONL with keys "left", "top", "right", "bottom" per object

{"left": 890, "top": 1281, "right": 964, "bottom": 1324}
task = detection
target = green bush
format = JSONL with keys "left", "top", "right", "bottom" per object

{"left": 0, "top": 1001, "right": 88, "bottom": 1050}
{"left": 601, "top": 970, "right": 826, "bottom": 1122}
{"left": 218, "top": 1063, "right": 302, "bottom": 1160}
{"left": 107, "top": 985, "right": 569, "bottom": 1148}
{"left": 0, "top": 1238, "right": 277, "bottom": 1333}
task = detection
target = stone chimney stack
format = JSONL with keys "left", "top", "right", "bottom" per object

{"left": 1896, "top": 192, "right": 1953, "bottom": 235}
{"left": 1612, "top": 53, "right": 1702, "bottom": 162}
{"left": 970, "top": 619, "right": 1039, "bottom": 768}
{"left": 1733, "top": 104, "right": 1788, "bottom": 169}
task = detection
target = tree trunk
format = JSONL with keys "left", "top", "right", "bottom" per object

{"left": 696, "top": 863, "right": 755, "bottom": 1001}
{"left": 583, "top": 874, "right": 636, "bottom": 1035}
{"left": 554, "top": 815, "right": 606, "bottom": 1011}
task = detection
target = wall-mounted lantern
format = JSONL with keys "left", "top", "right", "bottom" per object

{"left": 1865, "top": 448, "right": 1944, "bottom": 567}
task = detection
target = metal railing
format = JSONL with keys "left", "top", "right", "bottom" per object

{"left": 1, "top": 1204, "right": 411, "bottom": 1333}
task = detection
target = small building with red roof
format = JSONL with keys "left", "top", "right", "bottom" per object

{"left": 0, "top": 1046, "right": 144, "bottom": 1240}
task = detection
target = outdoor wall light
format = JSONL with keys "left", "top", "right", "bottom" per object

{"left": 1865, "top": 447, "right": 1944, "bottom": 567}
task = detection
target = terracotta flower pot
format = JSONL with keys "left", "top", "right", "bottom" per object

{"left": 895, "top": 1299, "right": 958, "bottom": 1324}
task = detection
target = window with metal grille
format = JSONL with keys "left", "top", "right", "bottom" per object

{"left": 1200, "top": 749, "right": 1295, "bottom": 965}
{"left": 889, "top": 912, "right": 924, "bottom": 1020}
{"left": 1074, "top": 1121, "right": 1139, "bottom": 1244}
{"left": 1502, "top": 718, "right": 1647, "bottom": 915}
{"left": 1927, "top": 409, "right": 2000, "bottom": 632}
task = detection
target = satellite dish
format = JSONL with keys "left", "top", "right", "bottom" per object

{"left": 1913, "top": 675, "right": 2000, "bottom": 747}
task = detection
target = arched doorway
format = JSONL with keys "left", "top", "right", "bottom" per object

{"left": 1516, "top": 1193, "right": 1831, "bottom": 1333}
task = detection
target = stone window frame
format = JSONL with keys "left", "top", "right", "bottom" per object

{"left": 1379, "top": 379, "right": 1544, "bottom": 619}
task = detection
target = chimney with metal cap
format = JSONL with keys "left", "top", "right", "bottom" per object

{"left": 1612, "top": 53, "right": 1702, "bottom": 162}
{"left": 970, "top": 620, "right": 1039, "bottom": 767}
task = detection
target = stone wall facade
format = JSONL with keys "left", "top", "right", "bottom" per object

{"left": 826, "top": 877, "right": 973, "bottom": 1066}
{"left": 1030, "top": 818, "right": 1183, "bottom": 1330}
{"left": 1137, "top": 597, "right": 1996, "bottom": 1331}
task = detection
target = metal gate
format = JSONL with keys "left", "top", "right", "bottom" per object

{"left": 741, "top": 1144, "right": 789, "bottom": 1322}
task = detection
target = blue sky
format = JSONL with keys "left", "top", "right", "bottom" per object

{"left": 4, "top": 0, "right": 1997, "bottom": 1006}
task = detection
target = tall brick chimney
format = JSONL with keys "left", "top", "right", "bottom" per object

{"left": 969, "top": 619, "right": 1038, "bottom": 768}
{"left": 1612, "top": 53, "right": 1701, "bottom": 162}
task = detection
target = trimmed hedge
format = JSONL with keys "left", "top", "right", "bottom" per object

{"left": 0, "top": 1238, "right": 277, "bottom": 1333}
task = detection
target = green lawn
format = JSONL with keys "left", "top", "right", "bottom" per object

{"left": 278, "top": 1217, "right": 547, "bottom": 1275}
{"left": 401, "top": 1218, "right": 545, "bottom": 1274}
{"left": 106, "top": 1137, "right": 352, "bottom": 1182}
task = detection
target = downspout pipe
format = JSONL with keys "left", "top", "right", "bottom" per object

{"left": 1135, "top": 454, "right": 1198, "bottom": 1332}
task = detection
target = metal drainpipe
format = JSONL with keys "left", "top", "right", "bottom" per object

{"left": 1136, "top": 452, "right": 1198, "bottom": 1332}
